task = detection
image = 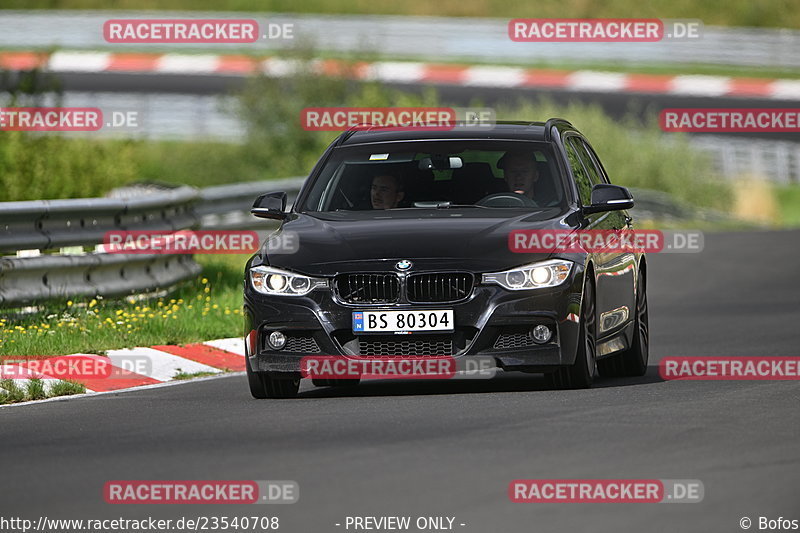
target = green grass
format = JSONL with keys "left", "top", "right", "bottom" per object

{"left": 0, "top": 379, "right": 26, "bottom": 403}
{"left": 0, "top": 377, "right": 86, "bottom": 404}
{"left": 47, "top": 379, "right": 87, "bottom": 397}
{"left": 131, "top": 140, "right": 280, "bottom": 188}
{"left": 173, "top": 370, "right": 222, "bottom": 380}
{"left": 24, "top": 377, "right": 47, "bottom": 400}
{"left": 775, "top": 184, "right": 800, "bottom": 227}
{"left": 0, "top": 254, "right": 249, "bottom": 357}
{"left": 0, "top": 135, "right": 295, "bottom": 201}
{"left": 0, "top": 131, "right": 139, "bottom": 202}
{"left": 4, "top": 0, "right": 798, "bottom": 29}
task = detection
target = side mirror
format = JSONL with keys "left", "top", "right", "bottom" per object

{"left": 583, "top": 184, "right": 634, "bottom": 215}
{"left": 251, "top": 191, "right": 287, "bottom": 220}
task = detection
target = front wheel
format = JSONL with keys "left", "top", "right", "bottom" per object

{"left": 246, "top": 356, "right": 300, "bottom": 399}
{"left": 246, "top": 355, "right": 268, "bottom": 399}
{"left": 263, "top": 374, "right": 300, "bottom": 399}
{"left": 597, "top": 269, "right": 649, "bottom": 378}
{"left": 545, "top": 279, "right": 596, "bottom": 389}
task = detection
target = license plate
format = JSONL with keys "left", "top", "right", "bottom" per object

{"left": 352, "top": 310, "right": 454, "bottom": 334}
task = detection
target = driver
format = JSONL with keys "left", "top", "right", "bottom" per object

{"left": 498, "top": 151, "right": 539, "bottom": 199}
{"left": 370, "top": 172, "right": 405, "bottom": 209}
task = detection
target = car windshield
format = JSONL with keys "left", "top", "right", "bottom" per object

{"left": 299, "top": 140, "right": 566, "bottom": 213}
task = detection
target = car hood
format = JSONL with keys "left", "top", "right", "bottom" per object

{"left": 264, "top": 208, "right": 578, "bottom": 276}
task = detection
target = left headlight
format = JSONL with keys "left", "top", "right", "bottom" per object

{"left": 249, "top": 266, "right": 328, "bottom": 296}
{"left": 482, "top": 259, "right": 573, "bottom": 290}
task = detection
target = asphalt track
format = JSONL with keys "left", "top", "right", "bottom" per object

{"left": 2, "top": 230, "right": 799, "bottom": 532}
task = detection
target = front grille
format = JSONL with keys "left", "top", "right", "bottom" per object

{"left": 407, "top": 273, "right": 474, "bottom": 303}
{"left": 335, "top": 273, "right": 400, "bottom": 304}
{"left": 358, "top": 335, "right": 453, "bottom": 357}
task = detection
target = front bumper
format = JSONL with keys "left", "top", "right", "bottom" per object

{"left": 244, "top": 265, "right": 585, "bottom": 376}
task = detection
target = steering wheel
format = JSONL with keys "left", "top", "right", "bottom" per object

{"left": 475, "top": 192, "right": 537, "bottom": 208}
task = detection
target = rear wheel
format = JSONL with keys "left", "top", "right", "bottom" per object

{"left": 546, "top": 279, "right": 596, "bottom": 389}
{"left": 597, "top": 269, "right": 649, "bottom": 378}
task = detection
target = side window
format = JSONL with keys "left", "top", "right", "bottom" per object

{"left": 571, "top": 138, "right": 603, "bottom": 186}
{"left": 580, "top": 140, "right": 611, "bottom": 184}
{"left": 564, "top": 137, "right": 593, "bottom": 205}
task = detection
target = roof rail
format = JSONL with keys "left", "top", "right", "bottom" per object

{"left": 543, "top": 117, "right": 573, "bottom": 141}
{"left": 335, "top": 128, "right": 361, "bottom": 145}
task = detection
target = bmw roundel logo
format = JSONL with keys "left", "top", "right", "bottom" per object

{"left": 395, "top": 260, "right": 413, "bottom": 271}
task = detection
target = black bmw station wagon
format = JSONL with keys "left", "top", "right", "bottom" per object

{"left": 243, "top": 119, "right": 649, "bottom": 398}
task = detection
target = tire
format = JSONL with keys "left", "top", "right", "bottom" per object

{"left": 597, "top": 269, "right": 649, "bottom": 378}
{"left": 246, "top": 355, "right": 268, "bottom": 399}
{"left": 246, "top": 355, "right": 300, "bottom": 399}
{"left": 546, "top": 278, "right": 596, "bottom": 389}
{"left": 262, "top": 374, "right": 300, "bottom": 399}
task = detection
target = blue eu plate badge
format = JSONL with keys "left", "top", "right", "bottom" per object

{"left": 353, "top": 312, "right": 364, "bottom": 331}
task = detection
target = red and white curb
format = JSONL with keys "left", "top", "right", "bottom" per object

{"left": 0, "top": 337, "right": 246, "bottom": 399}
{"left": 2, "top": 50, "right": 799, "bottom": 100}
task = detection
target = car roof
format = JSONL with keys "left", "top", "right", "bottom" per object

{"left": 338, "top": 121, "right": 555, "bottom": 146}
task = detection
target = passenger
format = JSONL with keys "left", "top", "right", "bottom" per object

{"left": 498, "top": 151, "right": 539, "bottom": 199}
{"left": 370, "top": 172, "right": 405, "bottom": 209}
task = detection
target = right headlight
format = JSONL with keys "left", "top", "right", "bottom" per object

{"left": 250, "top": 266, "right": 328, "bottom": 296}
{"left": 482, "top": 259, "right": 573, "bottom": 290}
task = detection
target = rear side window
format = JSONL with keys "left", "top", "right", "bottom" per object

{"left": 581, "top": 140, "right": 611, "bottom": 184}
{"left": 564, "top": 137, "right": 593, "bottom": 205}
{"left": 567, "top": 137, "right": 603, "bottom": 186}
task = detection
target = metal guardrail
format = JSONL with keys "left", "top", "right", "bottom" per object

{"left": 692, "top": 136, "right": 800, "bottom": 184}
{"left": 1, "top": 11, "right": 799, "bottom": 69}
{"left": 197, "top": 177, "right": 305, "bottom": 229}
{"left": 0, "top": 186, "right": 198, "bottom": 253}
{"left": 0, "top": 178, "right": 305, "bottom": 306}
